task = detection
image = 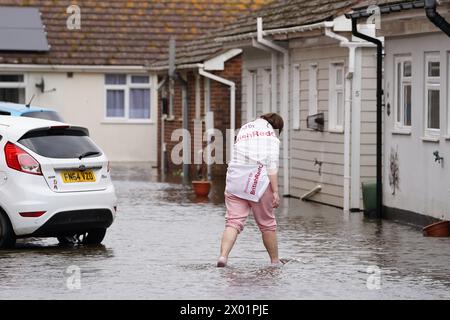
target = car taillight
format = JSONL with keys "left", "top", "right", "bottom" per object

{"left": 19, "top": 211, "right": 46, "bottom": 218}
{"left": 4, "top": 142, "right": 42, "bottom": 175}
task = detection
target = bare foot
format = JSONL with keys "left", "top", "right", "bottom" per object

{"left": 217, "top": 256, "right": 227, "bottom": 268}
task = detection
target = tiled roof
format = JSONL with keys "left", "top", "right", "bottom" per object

{"left": 153, "top": 0, "right": 367, "bottom": 69}
{"left": 216, "top": 0, "right": 365, "bottom": 39}
{"left": 0, "top": 0, "right": 268, "bottom": 66}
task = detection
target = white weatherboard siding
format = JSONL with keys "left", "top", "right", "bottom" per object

{"left": 384, "top": 33, "right": 450, "bottom": 220}
{"left": 360, "top": 48, "right": 378, "bottom": 207}
{"left": 291, "top": 45, "right": 348, "bottom": 207}
{"left": 241, "top": 42, "right": 377, "bottom": 208}
{"left": 18, "top": 72, "right": 157, "bottom": 163}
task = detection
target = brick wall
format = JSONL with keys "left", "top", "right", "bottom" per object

{"left": 157, "top": 55, "right": 242, "bottom": 180}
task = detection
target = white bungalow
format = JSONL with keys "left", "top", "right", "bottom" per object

{"left": 214, "top": 0, "right": 379, "bottom": 211}
{"left": 351, "top": 0, "right": 450, "bottom": 223}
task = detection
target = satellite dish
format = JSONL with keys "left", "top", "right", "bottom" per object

{"left": 35, "top": 77, "right": 45, "bottom": 93}
{"left": 35, "top": 77, "right": 56, "bottom": 93}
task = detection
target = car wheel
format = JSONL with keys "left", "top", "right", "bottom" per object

{"left": 84, "top": 228, "right": 107, "bottom": 245}
{"left": 0, "top": 212, "right": 16, "bottom": 249}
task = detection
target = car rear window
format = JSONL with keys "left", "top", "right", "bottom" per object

{"left": 22, "top": 111, "right": 64, "bottom": 122}
{"left": 19, "top": 128, "right": 102, "bottom": 159}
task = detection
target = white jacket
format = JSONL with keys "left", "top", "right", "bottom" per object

{"left": 225, "top": 118, "right": 280, "bottom": 202}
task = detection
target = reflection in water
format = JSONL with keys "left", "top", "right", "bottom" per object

{"left": 0, "top": 162, "right": 449, "bottom": 299}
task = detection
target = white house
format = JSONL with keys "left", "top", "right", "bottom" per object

{"left": 214, "top": 0, "right": 379, "bottom": 211}
{"left": 351, "top": 0, "right": 450, "bottom": 223}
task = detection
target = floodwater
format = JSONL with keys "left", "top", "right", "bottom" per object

{"left": 1, "top": 162, "right": 450, "bottom": 299}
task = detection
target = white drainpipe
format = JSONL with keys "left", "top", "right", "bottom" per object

{"left": 198, "top": 67, "right": 236, "bottom": 160}
{"left": 324, "top": 27, "right": 373, "bottom": 212}
{"left": 256, "top": 17, "right": 290, "bottom": 196}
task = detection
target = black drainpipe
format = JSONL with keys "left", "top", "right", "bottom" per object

{"left": 425, "top": 0, "right": 450, "bottom": 36}
{"left": 351, "top": 18, "right": 383, "bottom": 219}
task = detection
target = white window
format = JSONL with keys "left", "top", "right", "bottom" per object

{"left": 0, "top": 74, "right": 26, "bottom": 104}
{"left": 329, "top": 63, "right": 345, "bottom": 132}
{"left": 262, "top": 69, "right": 271, "bottom": 114}
{"left": 246, "top": 70, "right": 257, "bottom": 122}
{"left": 292, "top": 64, "right": 301, "bottom": 130}
{"left": 394, "top": 56, "right": 412, "bottom": 131}
{"left": 308, "top": 64, "right": 318, "bottom": 115}
{"left": 105, "top": 74, "right": 151, "bottom": 120}
{"left": 424, "top": 54, "right": 441, "bottom": 136}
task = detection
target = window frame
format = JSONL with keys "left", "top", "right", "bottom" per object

{"left": 328, "top": 62, "right": 345, "bottom": 133}
{"left": 308, "top": 63, "right": 318, "bottom": 116}
{"left": 0, "top": 73, "right": 27, "bottom": 104}
{"left": 424, "top": 53, "right": 441, "bottom": 137}
{"left": 393, "top": 55, "right": 412, "bottom": 133}
{"left": 104, "top": 74, "right": 152, "bottom": 123}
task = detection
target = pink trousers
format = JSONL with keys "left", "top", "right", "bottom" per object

{"left": 224, "top": 185, "right": 277, "bottom": 234}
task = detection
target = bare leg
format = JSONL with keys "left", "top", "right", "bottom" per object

{"left": 262, "top": 231, "right": 279, "bottom": 264}
{"left": 219, "top": 227, "right": 239, "bottom": 260}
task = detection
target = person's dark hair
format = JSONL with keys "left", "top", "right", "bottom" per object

{"left": 260, "top": 113, "right": 284, "bottom": 134}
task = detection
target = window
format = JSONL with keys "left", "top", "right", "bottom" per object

{"left": 19, "top": 127, "right": 101, "bottom": 159}
{"left": 292, "top": 64, "right": 301, "bottom": 130}
{"left": 105, "top": 74, "right": 151, "bottom": 120}
{"left": 329, "top": 63, "right": 345, "bottom": 132}
{"left": 425, "top": 54, "right": 440, "bottom": 136}
{"left": 308, "top": 64, "right": 318, "bottom": 116}
{"left": 0, "top": 74, "right": 26, "bottom": 104}
{"left": 394, "top": 56, "right": 412, "bottom": 131}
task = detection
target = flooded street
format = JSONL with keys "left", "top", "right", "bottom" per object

{"left": 1, "top": 163, "right": 450, "bottom": 299}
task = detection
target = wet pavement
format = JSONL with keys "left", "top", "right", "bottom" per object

{"left": 1, "top": 162, "right": 450, "bottom": 299}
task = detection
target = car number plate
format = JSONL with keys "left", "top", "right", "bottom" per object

{"left": 61, "top": 170, "right": 96, "bottom": 183}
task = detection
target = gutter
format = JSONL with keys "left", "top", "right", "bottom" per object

{"left": 215, "top": 21, "right": 332, "bottom": 43}
{"left": 350, "top": 18, "right": 384, "bottom": 219}
{"left": 0, "top": 64, "right": 148, "bottom": 73}
{"left": 149, "top": 63, "right": 204, "bottom": 72}
{"left": 425, "top": 0, "right": 450, "bottom": 36}
{"left": 255, "top": 17, "right": 290, "bottom": 197}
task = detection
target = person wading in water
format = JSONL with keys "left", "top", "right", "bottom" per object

{"left": 217, "top": 113, "right": 283, "bottom": 267}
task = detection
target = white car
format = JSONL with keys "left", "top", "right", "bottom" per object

{"left": 0, "top": 116, "right": 117, "bottom": 248}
